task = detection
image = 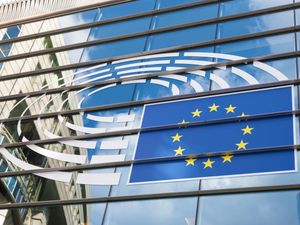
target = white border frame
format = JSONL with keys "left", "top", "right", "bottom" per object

{"left": 127, "top": 85, "right": 297, "bottom": 185}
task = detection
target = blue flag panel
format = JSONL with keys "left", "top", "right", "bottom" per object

{"left": 129, "top": 87, "right": 296, "bottom": 184}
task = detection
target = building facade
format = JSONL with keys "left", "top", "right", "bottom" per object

{"left": 0, "top": 0, "right": 299, "bottom": 225}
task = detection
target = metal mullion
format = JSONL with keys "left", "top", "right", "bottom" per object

{"left": 0, "top": 183, "right": 300, "bottom": 209}
{"left": 0, "top": 109, "right": 299, "bottom": 149}
{"left": 0, "top": 0, "right": 133, "bottom": 28}
{"left": 0, "top": 49, "right": 299, "bottom": 102}
{"left": 0, "top": 77, "right": 299, "bottom": 125}
{"left": 0, "top": 28, "right": 300, "bottom": 83}
{"left": 0, "top": 0, "right": 224, "bottom": 45}
{"left": 0, "top": 144, "right": 298, "bottom": 177}
{"left": 0, "top": 0, "right": 296, "bottom": 46}
{"left": 1, "top": 21, "right": 300, "bottom": 63}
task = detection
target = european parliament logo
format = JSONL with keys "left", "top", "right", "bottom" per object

{"left": 129, "top": 86, "right": 296, "bottom": 184}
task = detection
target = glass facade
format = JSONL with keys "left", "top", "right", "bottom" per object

{"left": 0, "top": 0, "right": 299, "bottom": 225}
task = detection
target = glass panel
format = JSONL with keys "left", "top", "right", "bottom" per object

{"left": 218, "top": 10, "right": 294, "bottom": 39}
{"left": 198, "top": 191, "right": 300, "bottom": 225}
{"left": 220, "top": 0, "right": 293, "bottom": 16}
{"left": 154, "top": 3, "right": 218, "bottom": 28}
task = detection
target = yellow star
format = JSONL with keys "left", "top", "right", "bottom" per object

{"left": 174, "top": 146, "right": 185, "bottom": 156}
{"left": 202, "top": 158, "right": 215, "bottom": 169}
{"left": 242, "top": 125, "right": 254, "bottom": 135}
{"left": 236, "top": 140, "right": 248, "bottom": 150}
{"left": 225, "top": 104, "right": 236, "bottom": 113}
{"left": 178, "top": 120, "right": 189, "bottom": 124}
{"left": 171, "top": 133, "right": 182, "bottom": 142}
{"left": 221, "top": 153, "right": 233, "bottom": 163}
{"left": 209, "top": 103, "right": 219, "bottom": 112}
{"left": 191, "top": 109, "right": 202, "bottom": 117}
{"left": 185, "top": 157, "right": 197, "bottom": 166}
{"left": 239, "top": 112, "right": 249, "bottom": 117}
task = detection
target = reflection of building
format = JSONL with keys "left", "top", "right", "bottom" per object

{"left": 0, "top": 1, "right": 300, "bottom": 225}
{"left": 0, "top": 5, "right": 88, "bottom": 225}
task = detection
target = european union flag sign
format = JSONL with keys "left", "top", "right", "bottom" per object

{"left": 129, "top": 86, "right": 296, "bottom": 184}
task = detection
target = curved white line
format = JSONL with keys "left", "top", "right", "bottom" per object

{"left": 115, "top": 60, "right": 170, "bottom": 70}
{"left": 100, "top": 140, "right": 128, "bottom": 150}
{"left": 231, "top": 67, "right": 259, "bottom": 85}
{"left": 116, "top": 114, "right": 135, "bottom": 122}
{"left": 78, "top": 96, "right": 85, "bottom": 108}
{"left": 190, "top": 79, "right": 204, "bottom": 92}
{"left": 76, "top": 173, "right": 120, "bottom": 185}
{"left": 44, "top": 129, "right": 96, "bottom": 149}
{"left": 112, "top": 53, "right": 179, "bottom": 64}
{"left": 22, "top": 137, "right": 87, "bottom": 164}
{"left": 183, "top": 52, "right": 288, "bottom": 81}
{"left": 90, "top": 154, "right": 125, "bottom": 164}
{"left": 86, "top": 114, "right": 114, "bottom": 122}
{"left": 171, "top": 84, "right": 180, "bottom": 96}
{"left": 65, "top": 122, "right": 106, "bottom": 134}
{"left": 175, "top": 59, "right": 214, "bottom": 66}
{"left": 253, "top": 61, "right": 288, "bottom": 81}
{"left": 86, "top": 114, "right": 135, "bottom": 123}
{"left": 88, "top": 84, "right": 116, "bottom": 96}
{"left": 210, "top": 73, "right": 230, "bottom": 89}
{"left": 184, "top": 52, "right": 246, "bottom": 60}
{"left": 26, "top": 93, "right": 89, "bottom": 164}
{"left": 117, "top": 67, "right": 162, "bottom": 75}
{"left": 160, "top": 74, "right": 188, "bottom": 82}
{"left": 73, "top": 63, "right": 108, "bottom": 75}
{"left": 150, "top": 79, "right": 170, "bottom": 88}
{"left": 0, "top": 148, "right": 72, "bottom": 183}
{"left": 79, "top": 73, "right": 112, "bottom": 85}
{"left": 166, "top": 66, "right": 206, "bottom": 76}
{"left": 120, "top": 73, "right": 152, "bottom": 78}
{"left": 121, "top": 79, "right": 146, "bottom": 85}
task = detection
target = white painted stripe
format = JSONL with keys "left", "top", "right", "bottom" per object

{"left": 88, "top": 83, "right": 116, "bottom": 96}
{"left": 119, "top": 73, "right": 150, "bottom": 78}
{"left": 117, "top": 67, "right": 162, "bottom": 75}
{"left": 76, "top": 173, "right": 121, "bottom": 185}
{"left": 231, "top": 67, "right": 259, "bottom": 85}
{"left": 166, "top": 67, "right": 206, "bottom": 76}
{"left": 79, "top": 74, "right": 112, "bottom": 84}
{"left": 188, "top": 70, "right": 206, "bottom": 76}
{"left": 171, "top": 84, "right": 180, "bottom": 95}
{"left": 73, "top": 69, "right": 110, "bottom": 82}
{"left": 44, "top": 129, "right": 96, "bottom": 149}
{"left": 112, "top": 53, "right": 179, "bottom": 64}
{"left": 253, "top": 61, "right": 288, "bottom": 81}
{"left": 115, "top": 60, "right": 170, "bottom": 70}
{"left": 108, "top": 127, "right": 132, "bottom": 132}
{"left": 75, "top": 86, "right": 91, "bottom": 95}
{"left": 166, "top": 66, "right": 186, "bottom": 71}
{"left": 210, "top": 73, "right": 230, "bottom": 89}
{"left": 100, "top": 140, "right": 128, "bottom": 150}
{"left": 86, "top": 114, "right": 114, "bottom": 122}
{"left": 74, "top": 63, "right": 107, "bottom": 75}
{"left": 22, "top": 137, "right": 87, "bottom": 164}
{"left": 175, "top": 59, "right": 214, "bottom": 66}
{"left": 190, "top": 79, "right": 204, "bottom": 92}
{"left": 116, "top": 114, "right": 135, "bottom": 122}
{"left": 159, "top": 74, "right": 188, "bottom": 82}
{"left": 90, "top": 154, "right": 125, "bottom": 164}
{"left": 65, "top": 122, "right": 106, "bottom": 134}
{"left": 184, "top": 52, "right": 246, "bottom": 60}
{"left": 78, "top": 97, "right": 85, "bottom": 108}
{"left": 150, "top": 79, "right": 170, "bottom": 88}
{"left": 121, "top": 79, "right": 146, "bottom": 85}
{"left": 0, "top": 148, "right": 72, "bottom": 183}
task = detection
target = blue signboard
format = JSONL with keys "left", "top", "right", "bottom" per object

{"left": 129, "top": 86, "right": 296, "bottom": 184}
